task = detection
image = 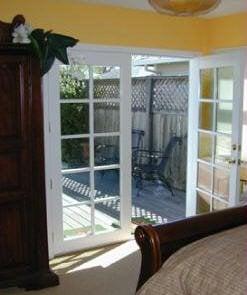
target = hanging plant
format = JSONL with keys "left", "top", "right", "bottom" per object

{"left": 12, "top": 23, "right": 78, "bottom": 76}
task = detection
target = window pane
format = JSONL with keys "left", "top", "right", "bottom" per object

{"left": 217, "top": 67, "right": 233, "bottom": 101}
{"left": 62, "top": 138, "right": 89, "bottom": 169}
{"left": 240, "top": 166, "right": 247, "bottom": 203}
{"left": 240, "top": 87, "right": 247, "bottom": 202}
{"left": 62, "top": 172, "right": 92, "bottom": 239}
{"left": 213, "top": 168, "right": 229, "bottom": 200}
{"left": 212, "top": 198, "right": 228, "bottom": 211}
{"left": 95, "top": 136, "right": 119, "bottom": 166}
{"left": 61, "top": 103, "right": 89, "bottom": 135}
{"left": 60, "top": 65, "right": 89, "bottom": 99}
{"left": 197, "top": 191, "right": 211, "bottom": 214}
{"left": 94, "top": 169, "right": 120, "bottom": 200}
{"left": 94, "top": 199, "right": 120, "bottom": 234}
{"left": 93, "top": 66, "right": 120, "bottom": 99}
{"left": 215, "top": 134, "right": 232, "bottom": 167}
{"left": 94, "top": 169, "right": 120, "bottom": 233}
{"left": 197, "top": 162, "right": 212, "bottom": 192}
{"left": 200, "top": 69, "right": 214, "bottom": 99}
{"left": 63, "top": 205, "right": 92, "bottom": 239}
{"left": 62, "top": 173, "right": 90, "bottom": 204}
{"left": 216, "top": 102, "right": 232, "bottom": 134}
{"left": 94, "top": 102, "right": 119, "bottom": 133}
{"left": 198, "top": 132, "right": 212, "bottom": 162}
{"left": 199, "top": 102, "right": 213, "bottom": 131}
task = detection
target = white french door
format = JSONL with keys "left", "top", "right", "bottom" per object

{"left": 187, "top": 50, "right": 246, "bottom": 216}
{"left": 46, "top": 50, "right": 132, "bottom": 255}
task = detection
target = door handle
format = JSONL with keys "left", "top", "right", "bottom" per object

{"left": 227, "top": 159, "right": 236, "bottom": 164}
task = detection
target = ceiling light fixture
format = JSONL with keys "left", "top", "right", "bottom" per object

{"left": 149, "top": 0, "right": 221, "bottom": 16}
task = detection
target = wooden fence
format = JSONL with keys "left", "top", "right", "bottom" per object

{"left": 94, "top": 76, "right": 189, "bottom": 190}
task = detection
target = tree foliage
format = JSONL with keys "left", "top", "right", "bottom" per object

{"left": 60, "top": 66, "right": 89, "bottom": 168}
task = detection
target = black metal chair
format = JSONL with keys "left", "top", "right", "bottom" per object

{"left": 132, "top": 136, "right": 182, "bottom": 197}
{"left": 94, "top": 143, "right": 119, "bottom": 179}
{"left": 132, "top": 129, "right": 145, "bottom": 167}
{"left": 95, "top": 144, "right": 119, "bottom": 166}
{"left": 132, "top": 129, "right": 145, "bottom": 151}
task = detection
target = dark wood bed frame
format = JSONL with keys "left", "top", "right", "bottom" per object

{"left": 135, "top": 205, "right": 247, "bottom": 290}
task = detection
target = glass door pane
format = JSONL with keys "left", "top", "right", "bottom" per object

{"left": 187, "top": 52, "right": 245, "bottom": 218}
{"left": 217, "top": 67, "right": 234, "bottom": 101}
{"left": 61, "top": 63, "right": 122, "bottom": 239}
{"left": 196, "top": 65, "right": 236, "bottom": 214}
{"left": 200, "top": 68, "right": 214, "bottom": 99}
{"left": 92, "top": 65, "right": 121, "bottom": 235}
{"left": 239, "top": 81, "right": 247, "bottom": 203}
{"left": 212, "top": 67, "right": 234, "bottom": 208}
{"left": 55, "top": 52, "right": 131, "bottom": 252}
{"left": 59, "top": 64, "right": 92, "bottom": 240}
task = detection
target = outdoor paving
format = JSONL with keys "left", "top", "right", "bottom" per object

{"left": 62, "top": 172, "right": 186, "bottom": 237}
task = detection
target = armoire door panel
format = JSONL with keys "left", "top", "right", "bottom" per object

{"left": 0, "top": 61, "right": 24, "bottom": 140}
{"left": 0, "top": 193, "right": 29, "bottom": 206}
{"left": 0, "top": 150, "right": 30, "bottom": 193}
{"left": 0, "top": 201, "right": 29, "bottom": 269}
{"left": 0, "top": 56, "right": 30, "bottom": 197}
{"left": 0, "top": 152, "right": 20, "bottom": 191}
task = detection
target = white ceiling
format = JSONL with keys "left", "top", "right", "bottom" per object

{"left": 79, "top": 0, "right": 247, "bottom": 18}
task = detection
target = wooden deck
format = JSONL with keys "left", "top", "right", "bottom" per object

{"left": 62, "top": 174, "right": 186, "bottom": 237}
{"left": 63, "top": 194, "right": 119, "bottom": 238}
{"left": 132, "top": 182, "right": 185, "bottom": 223}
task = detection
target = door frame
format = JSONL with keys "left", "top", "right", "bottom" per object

{"left": 186, "top": 49, "right": 247, "bottom": 217}
{"left": 43, "top": 43, "right": 200, "bottom": 258}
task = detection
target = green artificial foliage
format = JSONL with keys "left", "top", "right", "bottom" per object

{"left": 29, "top": 29, "right": 78, "bottom": 75}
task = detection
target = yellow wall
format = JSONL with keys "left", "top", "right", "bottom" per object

{"left": 1, "top": 0, "right": 247, "bottom": 53}
{"left": 207, "top": 13, "right": 247, "bottom": 51}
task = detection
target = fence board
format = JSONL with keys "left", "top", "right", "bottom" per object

{"left": 94, "top": 76, "right": 189, "bottom": 190}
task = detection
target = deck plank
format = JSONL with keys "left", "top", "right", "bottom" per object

{"left": 62, "top": 173, "right": 186, "bottom": 234}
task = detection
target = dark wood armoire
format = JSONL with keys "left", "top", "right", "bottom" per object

{"left": 0, "top": 16, "right": 59, "bottom": 290}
